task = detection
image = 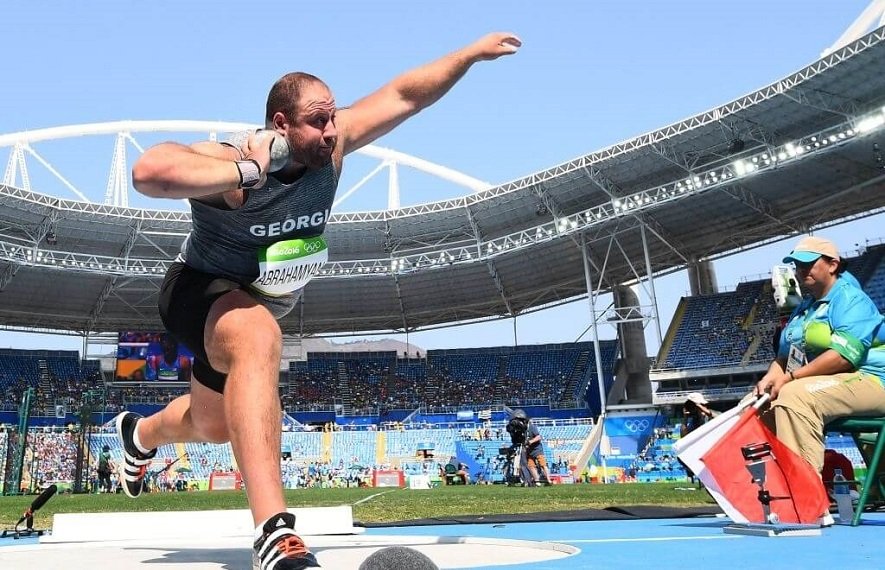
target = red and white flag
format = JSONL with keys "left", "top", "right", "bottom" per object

{"left": 675, "top": 395, "right": 829, "bottom": 524}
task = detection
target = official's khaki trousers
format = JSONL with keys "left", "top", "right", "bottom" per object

{"left": 762, "top": 372, "right": 885, "bottom": 472}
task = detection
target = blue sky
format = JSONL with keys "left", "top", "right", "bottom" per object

{"left": 1, "top": 0, "right": 882, "bottom": 354}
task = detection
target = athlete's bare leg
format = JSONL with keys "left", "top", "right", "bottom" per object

{"left": 137, "top": 378, "right": 229, "bottom": 447}
{"left": 202, "top": 290, "right": 285, "bottom": 526}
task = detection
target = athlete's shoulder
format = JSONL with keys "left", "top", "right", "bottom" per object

{"left": 224, "top": 130, "right": 252, "bottom": 150}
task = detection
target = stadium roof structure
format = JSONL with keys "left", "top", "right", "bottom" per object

{"left": 1, "top": 27, "right": 884, "bottom": 337}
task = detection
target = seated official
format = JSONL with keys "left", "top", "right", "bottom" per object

{"left": 444, "top": 461, "right": 469, "bottom": 485}
{"left": 755, "top": 236, "right": 885, "bottom": 474}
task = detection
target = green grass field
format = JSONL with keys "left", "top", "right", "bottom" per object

{"left": 0, "top": 483, "right": 715, "bottom": 530}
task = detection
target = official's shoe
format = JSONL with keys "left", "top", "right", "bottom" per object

{"left": 114, "top": 411, "right": 156, "bottom": 498}
{"left": 253, "top": 512, "right": 320, "bottom": 570}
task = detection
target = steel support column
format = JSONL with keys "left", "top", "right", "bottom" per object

{"left": 640, "top": 224, "right": 663, "bottom": 348}
{"left": 580, "top": 232, "right": 609, "bottom": 481}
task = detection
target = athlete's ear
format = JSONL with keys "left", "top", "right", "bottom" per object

{"left": 272, "top": 112, "right": 288, "bottom": 131}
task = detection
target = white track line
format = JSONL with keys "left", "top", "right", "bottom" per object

{"left": 352, "top": 489, "right": 398, "bottom": 506}
{"left": 567, "top": 535, "right": 741, "bottom": 543}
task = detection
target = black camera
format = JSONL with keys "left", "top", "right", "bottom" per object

{"left": 506, "top": 416, "right": 529, "bottom": 446}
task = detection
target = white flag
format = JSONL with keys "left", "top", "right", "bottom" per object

{"left": 673, "top": 395, "right": 762, "bottom": 523}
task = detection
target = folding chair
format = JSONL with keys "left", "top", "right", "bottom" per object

{"left": 444, "top": 463, "right": 462, "bottom": 485}
{"left": 825, "top": 416, "right": 885, "bottom": 526}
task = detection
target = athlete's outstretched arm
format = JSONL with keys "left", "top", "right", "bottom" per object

{"left": 133, "top": 142, "right": 241, "bottom": 199}
{"left": 338, "top": 32, "right": 521, "bottom": 155}
{"left": 133, "top": 136, "right": 272, "bottom": 199}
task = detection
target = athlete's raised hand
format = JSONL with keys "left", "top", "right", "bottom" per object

{"left": 468, "top": 32, "right": 522, "bottom": 61}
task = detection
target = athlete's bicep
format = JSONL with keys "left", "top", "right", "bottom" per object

{"left": 337, "top": 88, "right": 417, "bottom": 154}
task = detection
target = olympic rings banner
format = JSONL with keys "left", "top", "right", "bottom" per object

{"left": 605, "top": 415, "right": 658, "bottom": 437}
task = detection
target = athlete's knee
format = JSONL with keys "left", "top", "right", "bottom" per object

{"left": 237, "top": 321, "right": 282, "bottom": 365}
{"left": 193, "top": 414, "right": 230, "bottom": 444}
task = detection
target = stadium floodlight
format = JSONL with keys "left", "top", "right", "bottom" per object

{"left": 856, "top": 113, "right": 885, "bottom": 133}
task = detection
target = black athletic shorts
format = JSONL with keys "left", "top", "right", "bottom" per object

{"left": 158, "top": 262, "right": 241, "bottom": 394}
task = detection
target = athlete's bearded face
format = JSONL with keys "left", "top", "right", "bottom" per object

{"left": 284, "top": 83, "right": 337, "bottom": 170}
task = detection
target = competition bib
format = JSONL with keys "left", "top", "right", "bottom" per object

{"left": 157, "top": 362, "right": 180, "bottom": 380}
{"left": 251, "top": 236, "right": 328, "bottom": 297}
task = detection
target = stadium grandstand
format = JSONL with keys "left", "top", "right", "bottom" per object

{"left": 1, "top": 16, "right": 885, "bottom": 498}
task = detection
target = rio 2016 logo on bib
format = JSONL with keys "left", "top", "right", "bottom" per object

{"left": 252, "top": 236, "right": 328, "bottom": 297}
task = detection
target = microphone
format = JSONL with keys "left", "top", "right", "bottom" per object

{"left": 359, "top": 546, "right": 439, "bottom": 570}
{"left": 16, "top": 484, "right": 57, "bottom": 528}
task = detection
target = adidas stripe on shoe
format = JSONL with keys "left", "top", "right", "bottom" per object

{"left": 114, "top": 412, "right": 156, "bottom": 498}
{"left": 253, "top": 512, "right": 319, "bottom": 570}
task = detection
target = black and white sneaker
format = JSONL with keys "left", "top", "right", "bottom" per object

{"left": 114, "top": 411, "right": 156, "bottom": 498}
{"left": 253, "top": 512, "right": 320, "bottom": 570}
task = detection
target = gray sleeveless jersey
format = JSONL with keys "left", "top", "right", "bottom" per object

{"left": 178, "top": 131, "right": 339, "bottom": 314}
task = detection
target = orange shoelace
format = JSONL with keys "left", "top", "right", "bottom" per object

{"left": 276, "top": 535, "right": 310, "bottom": 557}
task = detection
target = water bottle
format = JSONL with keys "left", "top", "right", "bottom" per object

{"left": 833, "top": 468, "right": 853, "bottom": 523}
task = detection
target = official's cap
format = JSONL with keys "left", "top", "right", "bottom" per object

{"left": 782, "top": 236, "right": 840, "bottom": 264}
